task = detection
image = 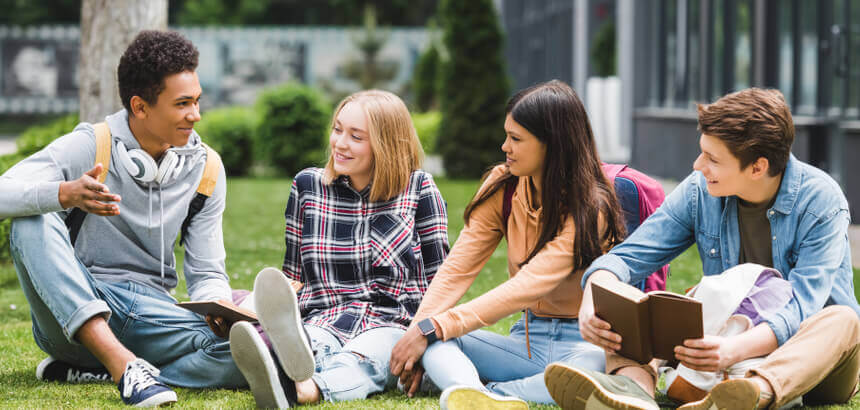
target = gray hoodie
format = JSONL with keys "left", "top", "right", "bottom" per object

{"left": 0, "top": 110, "right": 231, "bottom": 301}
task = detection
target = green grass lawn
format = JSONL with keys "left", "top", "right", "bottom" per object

{"left": 0, "top": 177, "right": 858, "bottom": 408}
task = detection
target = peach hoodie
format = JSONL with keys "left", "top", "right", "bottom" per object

{"left": 413, "top": 165, "right": 599, "bottom": 341}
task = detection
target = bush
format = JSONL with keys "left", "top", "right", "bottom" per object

{"left": 413, "top": 43, "right": 441, "bottom": 112}
{"left": 16, "top": 114, "right": 79, "bottom": 157}
{"left": 256, "top": 83, "right": 330, "bottom": 176}
{"left": 0, "top": 152, "right": 25, "bottom": 262}
{"left": 437, "top": 0, "right": 510, "bottom": 178}
{"left": 591, "top": 20, "right": 616, "bottom": 77}
{"left": 196, "top": 106, "right": 258, "bottom": 176}
{"left": 412, "top": 111, "right": 441, "bottom": 154}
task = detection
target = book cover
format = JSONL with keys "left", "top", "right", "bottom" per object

{"left": 592, "top": 281, "right": 703, "bottom": 364}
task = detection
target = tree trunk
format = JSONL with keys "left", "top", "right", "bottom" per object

{"left": 79, "top": 0, "right": 167, "bottom": 124}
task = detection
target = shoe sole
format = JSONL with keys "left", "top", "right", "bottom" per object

{"left": 230, "top": 322, "right": 290, "bottom": 409}
{"left": 254, "top": 267, "right": 315, "bottom": 382}
{"left": 678, "top": 379, "right": 760, "bottom": 410}
{"left": 440, "top": 385, "right": 529, "bottom": 410}
{"left": 133, "top": 390, "right": 178, "bottom": 407}
{"left": 544, "top": 363, "right": 659, "bottom": 410}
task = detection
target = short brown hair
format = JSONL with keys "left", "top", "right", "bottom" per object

{"left": 697, "top": 88, "right": 794, "bottom": 176}
{"left": 323, "top": 90, "right": 424, "bottom": 202}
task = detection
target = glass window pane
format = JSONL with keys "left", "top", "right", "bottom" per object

{"left": 711, "top": 0, "right": 725, "bottom": 100}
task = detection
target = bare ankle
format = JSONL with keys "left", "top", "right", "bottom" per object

{"left": 616, "top": 367, "right": 656, "bottom": 398}
{"left": 295, "top": 378, "right": 320, "bottom": 404}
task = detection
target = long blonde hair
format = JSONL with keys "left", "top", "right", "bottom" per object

{"left": 323, "top": 90, "right": 424, "bottom": 202}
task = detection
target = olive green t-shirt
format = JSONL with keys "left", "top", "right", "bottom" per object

{"left": 737, "top": 196, "right": 777, "bottom": 267}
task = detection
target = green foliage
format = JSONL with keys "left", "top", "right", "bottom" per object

{"left": 591, "top": 20, "right": 617, "bottom": 77}
{"left": 196, "top": 107, "right": 258, "bottom": 176}
{"left": 412, "top": 111, "right": 441, "bottom": 154}
{"left": 413, "top": 43, "right": 441, "bottom": 112}
{"left": 436, "top": 0, "right": 510, "bottom": 178}
{"left": 0, "top": 153, "right": 25, "bottom": 263}
{"left": 255, "top": 83, "right": 330, "bottom": 176}
{"left": 16, "top": 114, "right": 79, "bottom": 157}
{"left": 175, "top": 0, "right": 267, "bottom": 25}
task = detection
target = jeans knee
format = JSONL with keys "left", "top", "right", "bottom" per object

{"left": 822, "top": 306, "right": 860, "bottom": 340}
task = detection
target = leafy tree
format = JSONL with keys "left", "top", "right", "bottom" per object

{"left": 436, "top": 0, "right": 509, "bottom": 178}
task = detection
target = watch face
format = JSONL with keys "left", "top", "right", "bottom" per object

{"left": 418, "top": 319, "right": 434, "bottom": 335}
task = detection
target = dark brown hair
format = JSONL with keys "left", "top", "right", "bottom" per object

{"left": 464, "top": 80, "right": 626, "bottom": 270}
{"left": 697, "top": 88, "right": 794, "bottom": 176}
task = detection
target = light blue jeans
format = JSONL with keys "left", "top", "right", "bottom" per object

{"left": 422, "top": 311, "right": 605, "bottom": 404}
{"left": 9, "top": 213, "right": 245, "bottom": 388}
{"left": 305, "top": 325, "right": 403, "bottom": 402}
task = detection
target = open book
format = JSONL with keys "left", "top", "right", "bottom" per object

{"left": 592, "top": 280, "right": 703, "bottom": 364}
{"left": 177, "top": 279, "right": 303, "bottom": 324}
{"left": 177, "top": 300, "right": 258, "bottom": 323}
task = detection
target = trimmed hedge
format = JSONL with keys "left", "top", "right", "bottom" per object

{"left": 196, "top": 106, "right": 258, "bottom": 176}
{"left": 255, "top": 83, "right": 330, "bottom": 176}
{"left": 412, "top": 111, "right": 440, "bottom": 154}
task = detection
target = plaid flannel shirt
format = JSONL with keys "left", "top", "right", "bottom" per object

{"left": 282, "top": 168, "right": 449, "bottom": 343}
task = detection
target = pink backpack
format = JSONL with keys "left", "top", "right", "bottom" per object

{"left": 502, "top": 163, "right": 668, "bottom": 291}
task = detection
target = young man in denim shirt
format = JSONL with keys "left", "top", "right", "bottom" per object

{"left": 545, "top": 88, "right": 859, "bottom": 410}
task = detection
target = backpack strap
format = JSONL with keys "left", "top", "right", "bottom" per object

{"left": 501, "top": 178, "right": 516, "bottom": 229}
{"left": 180, "top": 144, "right": 222, "bottom": 245}
{"left": 66, "top": 122, "right": 111, "bottom": 245}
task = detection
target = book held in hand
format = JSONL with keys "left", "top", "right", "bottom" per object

{"left": 592, "top": 280, "right": 703, "bottom": 364}
{"left": 176, "top": 300, "right": 258, "bottom": 323}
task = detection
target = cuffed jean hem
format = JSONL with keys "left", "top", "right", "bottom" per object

{"left": 61, "top": 300, "right": 111, "bottom": 344}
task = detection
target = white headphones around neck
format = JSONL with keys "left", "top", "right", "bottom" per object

{"left": 115, "top": 140, "right": 186, "bottom": 185}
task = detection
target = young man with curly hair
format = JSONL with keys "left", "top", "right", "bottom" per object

{"left": 0, "top": 30, "right": 243, "bottom": 406}
{"left": 545, "top": 88, "right": 859, "bottom": 410}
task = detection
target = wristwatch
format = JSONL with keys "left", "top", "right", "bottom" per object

{"left": 417, "top": 318, "right": 439, "bottom": 344}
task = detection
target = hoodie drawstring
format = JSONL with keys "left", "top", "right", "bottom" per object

{"left": 159, "top": 186, "right": 165, "bottom": 288}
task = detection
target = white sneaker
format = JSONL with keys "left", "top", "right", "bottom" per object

{"left": 254, "top": 267, "right": 315, "bottom": 382}
{"left": 230, "top": 321, "right": 296, "bottom": 409}
{"left": 440, "top": 385, "right": 529, "bottom": 410}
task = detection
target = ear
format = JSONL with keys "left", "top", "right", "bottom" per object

{"left": 749, "top": 157, "right": 770, "bottom": 179}
{"left": 129, "top": 96, "right": 148, "bottom": 119}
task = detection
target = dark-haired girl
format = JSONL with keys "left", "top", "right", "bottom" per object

{"left": 389, "top": 80, "right": 627, "bottom": 407}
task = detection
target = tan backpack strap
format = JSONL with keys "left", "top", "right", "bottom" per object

{"left": 93, "top": 122, "right": 111, "bottom": 183}
{"left": 197, "top": 143, "right": 221, "bottom": 196}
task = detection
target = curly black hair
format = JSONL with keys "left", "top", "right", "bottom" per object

{"left": 117, "top": 30, "right": 199, "bottom": 111}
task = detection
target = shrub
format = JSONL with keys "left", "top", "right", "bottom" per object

{"left": 256, "top": 83, "right": 330, "bottom": 176}
{"left": 412, "top": 111, "right": 441, "bottom": 154}
{"left": 0, "top": 152, "right": 25, "bottom": 262}
{"left": 196, "top": 106, "right": 257, "bottom": 176}
{"left": 413, "top": 43, "right": 441, "bottom": 112}
{"left": 437, "top": 0, "right": 510, "bottom": 178}
{"left": 591, "top": 20, "right": 616, "bottom": 77}
{"left": 16, "top": 114, "right": 79, "bottom": 157}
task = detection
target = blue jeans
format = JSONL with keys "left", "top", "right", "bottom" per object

{"left": 306, "top": 325, "right": 403, "bottom": 402}
{"left": 422, "top": 311, "right": 604, "bottom": 404}
{"left": 9, "top": 213, "right": 245, "bottom": 388}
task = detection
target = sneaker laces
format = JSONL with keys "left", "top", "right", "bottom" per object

{"left": 122, "top": 359, "right": 162, "bottom": 398}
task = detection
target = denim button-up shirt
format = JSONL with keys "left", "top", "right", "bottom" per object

{"left": 584, "top": 155, "right": 857, "bottom": 345}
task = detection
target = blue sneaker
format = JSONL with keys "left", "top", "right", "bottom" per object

{"left": 117, "top": 358, "right": 177, "bottom": 407}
